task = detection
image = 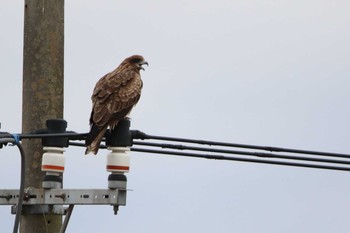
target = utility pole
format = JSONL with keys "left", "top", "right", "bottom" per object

{"left": 21, "top": 0, "right": 64, "bottom": 232}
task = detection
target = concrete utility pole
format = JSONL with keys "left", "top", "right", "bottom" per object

{"left": 21, "top": 0, "right": 64, "bottom": 232}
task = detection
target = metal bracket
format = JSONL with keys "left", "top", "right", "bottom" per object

{"left": 0, "top": 188, "right": 127, "bottom": 215}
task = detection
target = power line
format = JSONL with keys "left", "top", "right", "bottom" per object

{"left": 3, "top": 130, "right": 350, "bottom": 172}
{"left": 68, "top": 141, "right": 350, "bottom": 172}
{"left": 15, "top": 132, "right": 87, "bottom": 140}
{"left": 133, "top": 141, "right": 350, "bottom": 166}
{"left": 131, "top": 147, "right": 350, "bottom": 172}
{"left": 142, "top": 134, "right": 350, "bottom": 159}
{"left": 6, "top": 131, "right": 350, "bottom": 160}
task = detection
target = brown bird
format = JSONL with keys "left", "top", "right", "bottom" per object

{"left": 85, "top": 55, "right": 148, "bottom": 154}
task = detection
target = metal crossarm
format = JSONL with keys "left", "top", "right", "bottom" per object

{"left": 0, "top": 189, "right": 127, "bottom": 206}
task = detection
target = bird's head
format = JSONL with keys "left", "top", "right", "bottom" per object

{"left": 123, "top": 55, "right": 148, "bottom": 71}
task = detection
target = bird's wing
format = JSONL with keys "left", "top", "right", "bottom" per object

{"left": 91, "top": 70, "right": 142, "bottom": 128}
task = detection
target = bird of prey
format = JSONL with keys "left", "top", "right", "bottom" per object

{"left": 85, "top": 55, "right": 148, "bottom": 154}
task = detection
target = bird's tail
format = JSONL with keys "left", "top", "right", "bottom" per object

{"left": 85, "top": 124, "right": 108, "bottom": 155}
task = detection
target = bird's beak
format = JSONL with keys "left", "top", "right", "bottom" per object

{"left": 140, "top": 61, "right": 149, "bottom": 70}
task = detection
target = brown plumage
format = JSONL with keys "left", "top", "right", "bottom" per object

{"left": 85, "top": 55, "right": 148, "bottom": 154}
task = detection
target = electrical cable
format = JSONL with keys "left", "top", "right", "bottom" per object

{"left": 5, "top": 131, "right": 350, "bottom": 159}
{"left": 68, "top": 141, "right": 350, "bottom": 172}
{"left": 133, "top": 141, "right": 350, "bottom": 166}
{"left": 3, "top": 130, "right": 350, "bottom": 173}
{"left": 131, "top": 147, "right": 350, "bottom": 172}
{"left": 143, "top": 134, "right": 350, "bottom": 159}
{"left": 15, "top": 132, "right": 87, "bottom": 140}
{"left": 0, "top": 138, "right": 26, "bottom": 233}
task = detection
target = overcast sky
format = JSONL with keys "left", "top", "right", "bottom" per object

{"left": 1, "top": 0, "right": 350, "bottom": 232}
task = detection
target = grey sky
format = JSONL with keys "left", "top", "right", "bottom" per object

{"left": 1, "top": 0, "right": 350, "bottom": 232}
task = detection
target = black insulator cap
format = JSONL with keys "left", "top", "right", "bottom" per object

{"left": 42, "top": 119, "right": 69, "bottom": 147}
{"left": 43, "top": 175, "right": 63, "bottom": 183}
{"left": 46, "top": 119, "right": 67, "bottom": 131}
{"left": 106, "top": 119, "right": 132, "bottom": 147}
{"left": 108, "top": 173, "right": 127, "bottom": 182}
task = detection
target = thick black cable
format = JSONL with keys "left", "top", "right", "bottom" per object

{"left": 131, "top": 147, "right": 350, "bottom": 172}
{"left": 68, "top": 142, "right": 350, "bottom": 172}
{"left": 6, "top": 130, "right": 350, "bottom": 168}
{"left": 143, "top": 134, "right": 350, "bottom": 159}
{"left": 16, "top": 132, "right": 88, "bottom": 140}
{"left": 6, "top": 130, "right": 350, "bottom": 165}
{"left": 0, "top": 138, "right": 26, "bottom": 233}
{"left": 4, "top": 131, "right": 350, "bottom": 159}
{"left": 133, "top": 141, "right": 350, "bottom": 166}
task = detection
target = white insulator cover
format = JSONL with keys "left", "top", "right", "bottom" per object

{"left": 41, "top": 147, "right": 66, "bottom": 172}
{"left": 106, "top": 147, "right": 130, "bottom": 173}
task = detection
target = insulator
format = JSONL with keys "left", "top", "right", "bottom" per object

{"left": 106, "top": 147, "right": 130, "bottom": 173}
{"left": 41, "top": 147, "right": 66, "bottom": 173}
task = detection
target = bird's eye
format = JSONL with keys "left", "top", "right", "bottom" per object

{"left": 130, "top": 58, "right": 141, "bottom": 64}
